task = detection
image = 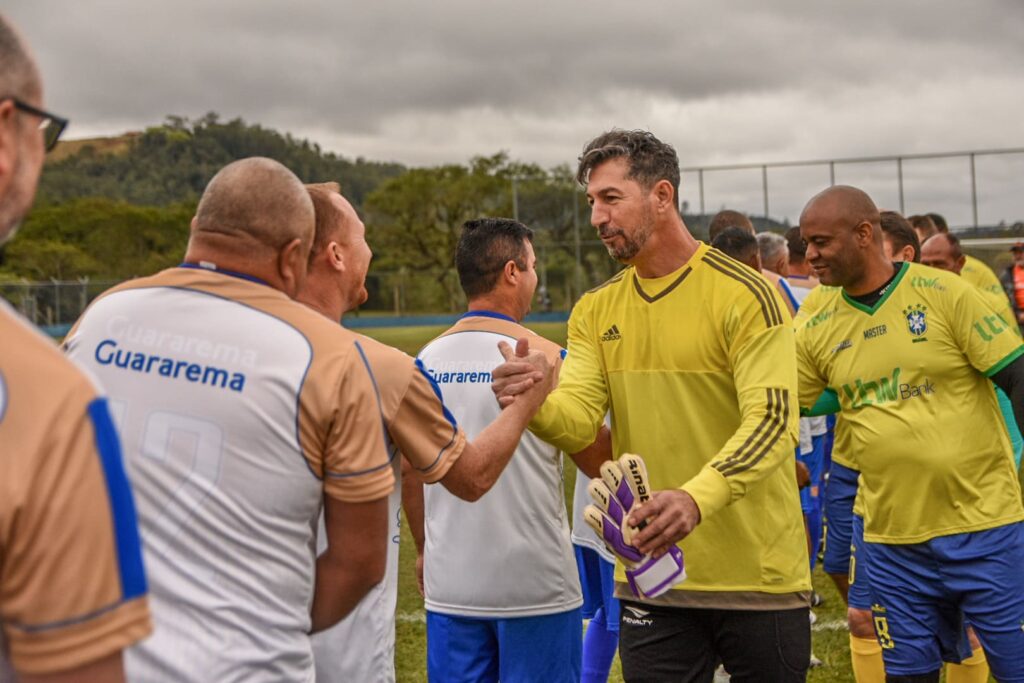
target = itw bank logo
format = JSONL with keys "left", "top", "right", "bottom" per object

{"left": 841, "top": 367, "right": 935, "bottom": 409}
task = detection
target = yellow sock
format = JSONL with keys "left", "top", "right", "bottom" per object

{"left": 850, "top": 634, "right": 886, "bottom": 683}
{"left": 945, "top": 647, "right": 989, "bottom": 683}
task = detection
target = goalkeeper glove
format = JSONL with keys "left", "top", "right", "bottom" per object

{"left": 584, "top": 453, "right": 686, "bottom": 599}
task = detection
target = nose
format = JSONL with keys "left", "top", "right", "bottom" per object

{"left": 590, "top": 201, "right": 609, "bottom": 229}
{"left": 804, "top": 241, "right": 819, "bottom": 261}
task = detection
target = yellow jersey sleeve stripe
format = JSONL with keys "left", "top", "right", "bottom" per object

{"left": 984, "top": 344, "right": 1024, "bottom": 377}
{"left": 702, "top": 251, "right": 782, "bottom": 327}
{"left": 714, "top": 388, "right": 790, "bottom": 476}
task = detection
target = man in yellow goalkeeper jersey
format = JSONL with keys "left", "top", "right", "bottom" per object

{"left": 494, "top": 129, "right": 811, "bottom": 681}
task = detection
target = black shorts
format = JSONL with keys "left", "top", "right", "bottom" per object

{"left": 618, "top": 601, "right": 810, "bottom": 682}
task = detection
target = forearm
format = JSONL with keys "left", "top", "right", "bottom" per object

{"left": 310, "top": 496, "right": 387, "bottom": 633}
{"left": 569, "top": 425, "right": 612, "bottom": 478}
{"left": 683, "top": 385, "right": 798, "bottom": 521}
{"left": 401, "top": 458, "right": 426, "bottom": 554}
{"left": 441, "top": 399, "right": 535, "bottom": 501}
{"left": 529, "top": 389, "right": 605, "bottom": 454}
{"left": 20, "top": 653, "right": 125, "bottom": 683}
{"left": 991, "top": 357, "right": 1024, "bottom": 447}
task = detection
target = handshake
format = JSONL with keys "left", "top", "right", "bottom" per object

{"left": 584, "top": 454, "right": 687, "bottom": 599}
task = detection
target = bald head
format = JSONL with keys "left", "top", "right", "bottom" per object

{"left": 920, "top": 232, "right": 965, "bottom": 275}
{"left": 801, "top": 185, "right": 881, "bottom": 236}
{"left": 799, "top": 186, "right": 889, "bottom": 291}
{"left": 193, "top": 157, "right": 314, "bottom": 252}
{"left": 0, "top": 14, "right": 40, "bottom": 100}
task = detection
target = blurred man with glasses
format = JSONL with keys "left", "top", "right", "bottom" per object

{"left": 0, "top": 13, "right": 151, "bottom": 683}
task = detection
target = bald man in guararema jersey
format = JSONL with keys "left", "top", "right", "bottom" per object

{"left": 295, "top": 183, "right": 557, "bottom": 683}
{"left": 0, "top": 13, "right": 151, "bottom": 683}
{"left": 796, "top": 185, "right": 1024, "bottom": 682}
{"left": 65, "top": 158, "right": 393, "bottom": 683}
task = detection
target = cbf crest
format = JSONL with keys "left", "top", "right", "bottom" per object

{"left": 903, "top": 303, "right": 928, "bottom": 343}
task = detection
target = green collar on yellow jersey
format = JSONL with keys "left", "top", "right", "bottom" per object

{"left": 840, "top": 261, "right": 910, "bottom": 316}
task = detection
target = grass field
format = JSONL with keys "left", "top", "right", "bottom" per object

{"left": 359, "top": 322, "right": 856, "bottom": 682}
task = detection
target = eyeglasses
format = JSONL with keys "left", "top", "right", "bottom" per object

{"left": 6, "top": 98, "right": 68, "bottom": 152}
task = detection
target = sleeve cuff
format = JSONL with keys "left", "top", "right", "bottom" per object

{"left": 802, "top": 388, "right": 840, "bottom": 417}
{"left": 985, "top": 345, "right": 1024, "bottom": 377}
{"left": 681, "top": 466, "right": 732, "bottom": 522}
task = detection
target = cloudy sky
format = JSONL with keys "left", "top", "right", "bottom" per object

{"left": 8, "top": 1, "right": 1024, "bottom": 226}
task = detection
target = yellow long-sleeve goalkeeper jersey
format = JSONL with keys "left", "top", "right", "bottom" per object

{"left": 795, "top": 262, "right": 1024, "bottom": 544}
{"left": 531, "top": 242, "right": 810, "bottom": 607}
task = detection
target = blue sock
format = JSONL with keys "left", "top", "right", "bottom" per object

{"left": 581, "top": 606, "right": 618, "bottom": 683}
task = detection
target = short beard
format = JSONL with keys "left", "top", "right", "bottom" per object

{"left": 605, "top": 206, "right": 654, "bottom": 263}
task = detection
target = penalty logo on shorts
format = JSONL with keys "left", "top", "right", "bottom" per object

{"left": 903, "top": 304, "right": 928, "bottom": 341}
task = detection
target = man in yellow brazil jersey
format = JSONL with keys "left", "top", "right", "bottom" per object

{"left": 493, "top": 129, "right": 811, "bottom": 681}
{"left": 795, "top": 185, "right": 1024, "bottom": 682}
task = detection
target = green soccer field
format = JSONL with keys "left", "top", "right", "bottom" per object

{"left": 358, "top": 321, "right": 853, "bottom": 683}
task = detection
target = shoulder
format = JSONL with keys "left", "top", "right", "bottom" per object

{"left": 903, "top": 262, "right": 973, "bottom": 300}
{"left": 698, "top": 248, "right": 789, "bottom": 328}
{"left": 795, "top": 287, "right": 843, "bottom": 334}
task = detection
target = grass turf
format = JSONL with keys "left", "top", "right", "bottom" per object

{"left": 359, "top": 322, "right": 858, "bottom": 682}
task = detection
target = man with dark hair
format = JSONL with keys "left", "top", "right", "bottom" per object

{"left": 0, "top": 14, "right": 150, "bottom": 683}
{"left": 796, "top": 185, "right": 1024, "bottom": 681}
{"left": 415, "top": 217, "right": 609, "bottom": 683}
{"left": 711, "top": 226, "right": 760, "bottom": 269}
{"left": 908, "top": 214, "right": 939, "bottom": 244}
{"left": 927, "top": 212, "right": 950, "bottom": 234}
{"left": 65, "top": 158, "right": 394, "bottom": 682}
{"left": 880, "top": 211, "right": 921, "bottom": 262}
{"left": 296, "top": 186, "right": 561, "bottom": 683}
{"left": 495, "top": 129, "right": 810, "bottom": 680}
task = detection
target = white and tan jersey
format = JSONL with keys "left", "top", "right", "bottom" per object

{"left": 0, "top": 302, "right": 150, "bottom": 679}
{"left": 64, "top": 265, "right": 391, "bottom": 683}
{"left": 312, "top": 335, "right": 465, "bottom": 683}
{"left": 418, "top": 312, "right": 583, "bottom": 618}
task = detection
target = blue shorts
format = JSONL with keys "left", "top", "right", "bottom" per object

{"left": 863, "top": 522, "right": 1024, "bottom": 679}
{"left": 426, "top": 608, "right": 582, "bottom": 683}
{"left": 847, "top": 514, "right": 872, "bottom": 610}
{"left": 823, "top": 461, "right": 859, "bottom": 575}
{"left": 575, "top": 545, "right": 620, "bottom": 633}
{"left": 796, "top": 434, "right": 827, "bottom": 514}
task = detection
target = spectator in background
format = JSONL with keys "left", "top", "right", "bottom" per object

{"left": 924, "top": 210, "right": 1008, "bottom": 300}
{"left": 880, "top": 211, "right": 921, "bottom": 262}
{"left": 1003, "top": 243, "right": 1024, "bottom": 331}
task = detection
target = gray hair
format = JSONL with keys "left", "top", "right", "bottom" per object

{"left": 756, "top": 231, "right": 788, "bottom": 267}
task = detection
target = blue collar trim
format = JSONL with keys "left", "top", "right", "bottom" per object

{"left": 460, "top": 310, "right": 516, "bottom": 323}
{"left": 178, "top": 262, "right": 271, "bottom": 288}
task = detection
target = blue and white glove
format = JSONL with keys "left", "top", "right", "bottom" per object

{"left": 583, "top": 453, "right": 686, "bottom": 599}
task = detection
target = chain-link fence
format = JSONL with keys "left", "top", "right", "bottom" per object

{"left": 1, "top": 279, "right": 119, "bottom": 331}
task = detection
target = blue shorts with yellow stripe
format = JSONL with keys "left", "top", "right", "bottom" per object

{"left": 863, "top": 521, "right": 1024, "bottom": 679}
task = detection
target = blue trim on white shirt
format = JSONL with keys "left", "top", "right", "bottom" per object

{"left": 460, "top": 310, "right": 516, "bottom": 323}
{"left": 178, "top": 262, "right": 271, "bottom": 288}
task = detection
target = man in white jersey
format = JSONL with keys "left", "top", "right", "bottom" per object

{"left": 297, "top": 183, "right": 555, "bottom": 682}
{"left": 65, "top": 158, "right": 392, "bottom": 683}
{"left": 412, "top": 217, "right": 608, "bottom": 683}
{"left": 0, "top": 14, "right": 151, "bottom": 683}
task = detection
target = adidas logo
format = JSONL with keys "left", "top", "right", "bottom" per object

{"left": 600, "top": 324, "right": 622, "bottom": 342}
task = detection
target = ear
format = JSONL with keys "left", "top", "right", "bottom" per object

{"left": 277, "top": 237, "right": 309, "bottom": 298}
{"left": 0, "top": 100, "right": 18, "bottom": 198}
{"left": 853, "top": 220, "right": 875, "bottom": 246}
{"left": 651, "top": 179, "right": 675, "bottom": 212}
{"left": 899, "top": 245, "right": 917, "bottom": 263}
{"left": 327, "top": 241, "right": 346, "bottom": 272}
{"left": 502, "top": 259, "right": 518, "bottom": 286}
